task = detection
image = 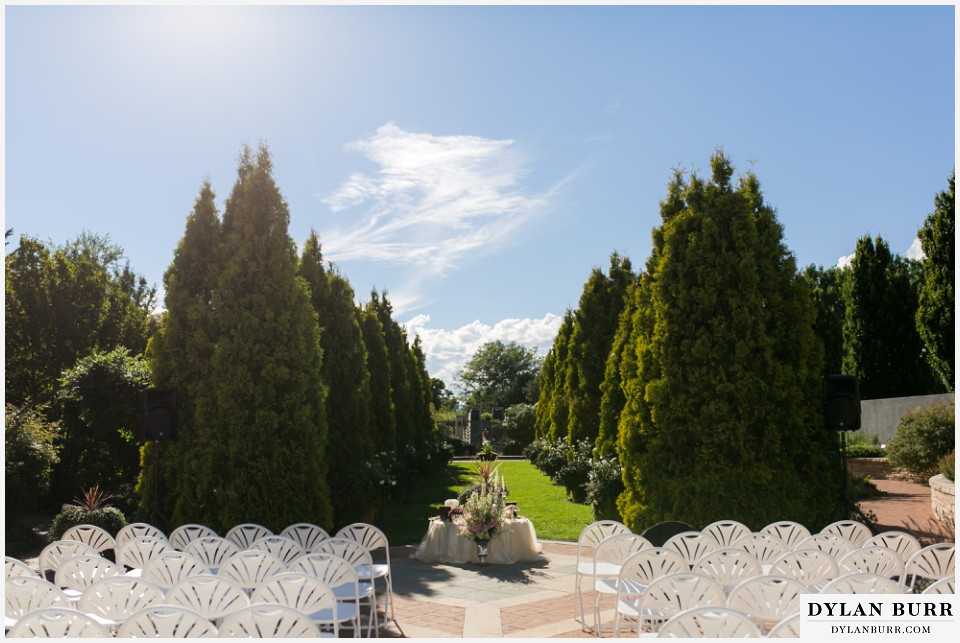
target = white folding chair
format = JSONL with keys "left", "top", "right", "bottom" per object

{"left": 769, "top": 548, "right": 839, "bottom": 590}
{"left": 292, "top": 552, "right": 369, "bottom": 636}
{"left": 77, "top": 576, "right": 165, "bottom": 630}
{"left": 165, "top": 574, "right": 250, "bottom": 622}
{"left": 5, "top": 576, "right": 70, "bottom": 631}
{"left": 142, "top": 550, "right": 210, "bottom": 589}
{"left": 574, "top": 520, "right": 631, "bottom": 628}
{"left": 115, "top": 522, "right": 167, "bottom": 550}
{"left": 184, "top": 536, "right": 241, "bottom": 574}
{"left": 250, "top": 535, "right": 306, "bottom": 565}
{"left": 795, "top": 534, "right": 855, "bottom": 560}
{"left": 5, "top": 556, "right": 39, "bottom": 579}
{"left": 117, "top": 605, "right": 219, "bottom": 637}
{"left": 760, "top": 521, "right": 811, "bottom": 550}
{"left": 282, "top": 522, "right": 331, "bottom": 553}
{"left": 313, "top": 537, "right": 379, "bottom": 633}
{"left": 731, "top": 532, "right": 787, "bottom": 569}
{"left": 54, "top": 554, "right": 124, "bottom": 601}
{"left": 117, "top": 535, "right": 173, "bottom": 576}
{"left": 61, "top": 524, "right": 116, "bottom": 556}
{"left": 864, "top": 531, "right": 923, "bottom": 564}
{"left": 657, "top": 606, "right": 762, "bottom": 638}
{"left": 838, "top": 545, "right": 905, "bottom": 579}
{"left": 589, "top": 533, "right": 652, "bottom": 635}
{"left": 335, "top": 522, "right": 394, "bottom": 624}
{"left": 922, "top": 576, "right": 955, "bottom": 594}
{"left": 819, "top": 520, "right": 872, "bottom": 548}
{"left": 7, "top": 607, "right": 110, "bottom": 638}
{"left": 903, "top": 543, "right": 954, "bottom": 592}
{"left": 169, "top": 523, "right": 219, "bottom": 551}
{"left": 631, "top": 573, "right": 726, "bottom": 635}
{"left": 225, "top": 523, "right": 272, "bottom": 549}
{"left": 663, "top": 531, "right": 719, "bottom": 569}
{"left": 216, "top": 549, "right": 287, "bottom": 593}
{"left": 251, "top": 572, "right": 341, "bottom": 637}
{"left": 38, "top": 540, "right": 98, "bottom": 581}
{"left": 692, "top": 548, "right": 762, "bottom": 593}
{"left": 702, "top": 520, "right": 751, "bottom": 548}
{"left": 821, "top": 572, "right": 904, "bottom": 594}
{"left": 606, "top": 548, "right": 687, "bottom": 637}
{"left": 218, "top": 604, "right": 323, "bottom": 638}
{"left": 726, "top": 575, "right": 807, "bottom": 634}
{"left": 766, "top": 612, "right": 801, "bottom": 638}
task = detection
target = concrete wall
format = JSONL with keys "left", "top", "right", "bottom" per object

{"left": 859, "top": 393, "right": 955, "bottom": 445}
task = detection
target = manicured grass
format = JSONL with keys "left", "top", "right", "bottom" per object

{"left": 377, "top": 459, "right": 596, "bottom": 545}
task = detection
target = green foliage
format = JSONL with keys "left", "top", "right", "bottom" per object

{"left": 916, "top": 172, "right": 955, "bottom": 391}
{"left": 844, "top": 444, "right": 886, "bottom": 458}
{"left": 886, "top": 402, "right": 955, "bottom": 479}
{"left": 585, "top": 457, "right": 624, "bottom": 521}
{"left": 359, "top": 308, "right": 397, "bottom": 452}
{"left": 456, "top": 340, "right": 542, "bottom": 410}
{"left": 842, "top": 236, "right": 940, "bottom": 399}
{"left": 51, "top": 347, "right": 150, "bottom": 505}
{"left": 499, "top": 403, "right": 537, "bottom": 453}
{"left": 5, "top": 403, "right": 60, "bottom": 518}
{"left": 938, "top": 451, "right": 954, "bottom": 481}
{"left": 804, "top": 264, "right": 848, "bottom": 377}
{"left": 5, "top": 232, "right": 156, "bottom": 406}
{"left": 847, "top": 473, "right": 884, "bottom": 501}
{"left": 535, "top": 311, "right": 574, "bottom": 440}
{"left": 596, "top": 278, "right": 640, "bottom": 459}
{"left": 524, "top": 437, "right": 569, "bottom": 479}
{"left": 616, "top": 152, "right": 838, "bottom": 531}
{"left": 554, "top": 438, "right": 594, "bottom": 500}
{"left": 50, "top": 505, "right": 127, "bottom": 540}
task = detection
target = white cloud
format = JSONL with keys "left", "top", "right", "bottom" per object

{"left": 402, "top": 313, "right": 564, "bottom": 389}
{"left": 321, "top": 123, "right": 552, "bottom": 275}
{"left": 837, "top": 253, "right": 855, "bottom": 269}
{"left": 906, "top": 237, "right": 925, "bottom": 261}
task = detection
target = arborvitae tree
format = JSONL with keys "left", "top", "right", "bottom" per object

{"left": 143, "top": 181, "right": 222, "bottom": 521}
{"left": 359, "top": 307, "right": 396, "bottom": 452}
{"left": 369, "top": 291, "right": 418, "bottom": 445}
{"left": 595, "top": 275, "right": 640, "bottom": 459}
{"left": 565, "top": 253, "right": 634, "bottom": 446}
{"left": 298, "top": 231, "right": 377, "bottom": 527}
{"left": 803, "top": 264, "right": 848, "bottom": 377}
{"left": 535, "top": 310, "right": 574, "bottom": 440}
{"left": 916, "top": 172, "right": 954, "bottom": 391}
{"left": 170, "top": 145, "right": 331, "bottom": 532}
{"left": 842, "top": 236, "right": 939, "bottom": 399}
{"left": 617, "top": 152, "right": 837, "bottom": 531}
{"left": 409, "top": 336, "right": 436, "bottom": 443}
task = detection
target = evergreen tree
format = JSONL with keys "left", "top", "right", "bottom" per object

{"left": 159, "top": 145, "right": 331, "bottom": 532}
{"left": 842, "top": 236, "right": 938, "bottom": 399}
{"left": 359, "top": 307, "right": 396, "bottom": 452}
{"left": 535, "top": 311, "right": 574, "bottom": 440}
{"left": 410, "top": 336, "right": 436, "bottom": 443}
{"left": 143, "top": 181, "right": 222, "bottom": 521}
{"left": 369, "top": 291, "right": 418, "bottom": 445}
{"left": 916, "top": 172, "right": 954, "bottom": 391}
{"left": 617, "top": 152, "right": 836, "bottom": 531}
{"left": 803, "top": 264, "right": 848, "bottom": 377}
{"left": 298, "top": 231, "right": 376, "bottom": 527}
{"left": 595, "top": 276, "right": 640, "bottom": 459}
{"left": 565, "top": 253, "right": 634, "bottom": 446}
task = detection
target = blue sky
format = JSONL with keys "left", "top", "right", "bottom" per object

{"left": 4, "top": 3, "right": 955, "bottom": 386}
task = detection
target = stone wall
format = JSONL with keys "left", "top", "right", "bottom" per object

{"left": 847, "top": 457, "right": 892, "bottom": 480}
{"left": 859, "top": 393, "right": 954, "bottom": 445}
{"left": 929, "top": 474, "right": 955, "bottom": 525}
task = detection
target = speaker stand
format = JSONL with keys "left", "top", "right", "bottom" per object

{"left": 146, "top": 439, "right": 173, "bottom": 532}
{"left": 836, "top": 430, "right": 876, "bottom": 533}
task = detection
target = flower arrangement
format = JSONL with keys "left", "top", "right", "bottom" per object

{"left": 459, "top": 483, "right": 506, "bottom": 544}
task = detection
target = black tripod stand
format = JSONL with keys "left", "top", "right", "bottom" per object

{"left": 836, "top": 429, "right": 876, "bottom": 532}
{"left": 146, "top": 439, "right": 173, "bottom": 532}
{"left": 823, "top": 374, "right": 875, "bottom": 534}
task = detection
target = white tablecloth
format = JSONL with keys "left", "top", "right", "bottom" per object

{"left": 412, "top": 518, "right": 543, "bottom": 564}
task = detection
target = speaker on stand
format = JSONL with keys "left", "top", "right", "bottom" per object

{"left": 822, "top": 375, "right": 873, "bottom": 533}
{"left": 141, "top": 388, "right": 176, "bottom": 531}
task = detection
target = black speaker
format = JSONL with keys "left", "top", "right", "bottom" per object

{"left": 822, "top": 375, "right": 861, "bottom": 431}
{"left": 142, "top": 388, "right": 177, "bottom": 441}
{"left": 492, "top": 407, "right": 504, "bottom": 421}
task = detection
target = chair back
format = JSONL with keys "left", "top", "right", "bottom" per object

{"left": 54, "top": 554, "right": 124, "bottom": 592}
{"left": 864, "top": 531, "right": 923, "bottom": 562}
{"left": 225, "top": 523, "right": 273, "bottom": 549}
{"left": 184, "top": 536, "right": 241, "bottom": 571}
{"left": 904, "top": 543, "right": 955, "bottom": 591}
{"left": 117, "top": 605, "right": 219, "bottom": 638}
{"left": 731, "top": 532, "right": 787, "bottom": 565}
{"left": 766, "top": 612, "right": 801, "bottom": 638}
{"left": 251, "top": 572, "right": 339, "bottom": 637}
{"left": 657, "top": 606, "right": 761, "bottom": 638}
{"left": 142, "top": 550, "right": 210, "bottom": 589}
{"left": 692, "top": 548, "right": 762, "bottom": 590}
{"left": 7, "top": 607, "right": 110, "bottom": 638}
{"left": 819, "top": 520, "right": 872, "bottom": 548}
{"left": 618, "top": 547, "right": 687, "bottom": 592}
{"left": 640, "top": 573, "right": 726, "bottom": 632}
{"left": 726, "top": 575, "right": 807, "bottom": 633}
{"left": 922, "top": 577, "right": 956, "bottom": 594}
{"left": 702, "top": 520, "right": 751, "bottom": 548}
{"left": 168, "top": 524, "right": 218, "bottom": 551}
{"left": 216, "top": 550, "right": 287, "bottom": 591}
{"left": 769, "top": 548, "right": 839, "bottom": 587}
{"left": 38, "top": 540, "right": 98, "bottom": 578}
{"left": 760, "top": 521, "right": 811, "bottom": 550}
{"left": 639, "top": 521, "right": 696, "bottom": 548}
{"left": 595, "top": 533, "right": 651, "bottom": 566}
{"left": 5, "top": 556, "right": 39, "bottom": 579}
{"left": 61, "top": 524, "right": 116, "bottom": 555}
{"left": 820, "top": 572, "right": 903, "bottom": 594}
{"left": 250, "top": 535, "right": 306, "bottom": 565}
{"left": 218, "top": 604, "right": 322, "bottom": 638}
{"left": 281, "top": 523, "right": 331, "bottom": 553}
{"left": 838, "top": 545, "right": 905, "bottom": 578}
{"left": 5, "top": 576, "right": 70, "bottom": 619}
{"left": 165, "top": 574, "right": 250, "bottom": 620}
{"left": 664, "top": 531, "right": 718, "bottom": 568}
{"left": 115, "top": 522, "right": 167, "bottom": 550}
{"left": 78, "top": 576, "right": 165, "bottom": 623}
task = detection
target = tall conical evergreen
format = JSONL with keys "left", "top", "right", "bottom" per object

{"left": 916, "top": 172, "right": 954, "bottom": 391}
{"left": 535, "top": 310, "right": 574, "bottom": 440}
{"left": 565, "top": 253, "right": 634, "bottom": 446}
{"left": 142, "top": 180, "right": 221, "bottom": 521}
{"left": 359, "top": 307, "right": 396, "bottom": 452}
{"left": 842, "top": 236, "right": 938, "bottom": 399}
{"left": 409, "top": 335, "right": 436, "bottom": 443}
{"left": 298, "top": 231, "right": 376, "bottom": 527}
{"left": 617, "top": 152, "right": 836, "bottom": 531}
{"left": 369, "top": 291, "right": 418, "bottom": 444}
{"left": 189, "top": 145, "right": 331, "bottom": 531}
{"left": 595, "top": 275, "right": 640, "bottom": 459}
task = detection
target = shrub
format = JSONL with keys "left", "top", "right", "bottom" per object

{"left": 845, "top": 444, "right": 886, "bottom": 458}
{"left": 938, "top": 451, "right": 954, "bottom": 482}
{"left": 886, "top": 402, "right": 955, "bottom": 480}
{"left": 554, "top": 438, "right": 594, "bottom": 501}
{"left": 585, "top": 457, "right": 624, "bottom": 520}
{"left": 5, "top": 403, "right": 60, "bottom": 518}
{"left": 848, "top": 473, "right": 884, "bottom": 501}
{"left": 50, "top": 505, "right": 127, "bottom": 540}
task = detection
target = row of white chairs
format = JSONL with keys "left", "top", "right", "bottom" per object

{"left": 575, "top": 519, "right": 954, "bottom": 636}
{"left": 6, "top": 567, "right": 365, "bottom": 637}
{"left": 7, "top": 601, "right": 340, "bottom": 638}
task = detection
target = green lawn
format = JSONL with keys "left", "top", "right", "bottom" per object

{"left": 377, "top": 459, "right": 596, "bottom": 545}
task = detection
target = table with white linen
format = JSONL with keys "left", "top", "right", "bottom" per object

{"left": 412, "top": 517, "right": 542, "bottom": 564}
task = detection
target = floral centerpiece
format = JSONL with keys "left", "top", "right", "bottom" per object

{"left": 459, "top": 481, "right": 506, "bottom": 563}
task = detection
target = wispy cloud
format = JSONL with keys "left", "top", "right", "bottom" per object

{"left": 906, "top": 237, "right": 925, "bottom": 261}
{"left": 321, "top": 123, "right": 552, "bottom": 275}
{"left": 403, "top": 313, "right": 564, "bottom": 388}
